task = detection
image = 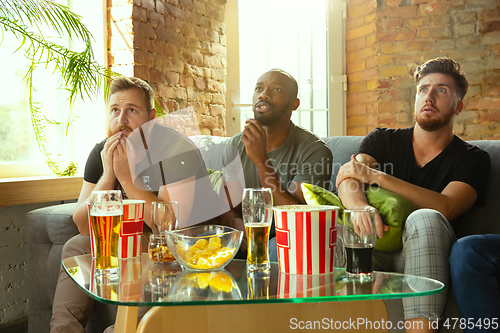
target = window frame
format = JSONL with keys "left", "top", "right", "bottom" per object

{"left": 0, "top": 0, "right": 108, "bottom": 180}
{"left": 224, "top": 0, "right": 347, "bottom": 137}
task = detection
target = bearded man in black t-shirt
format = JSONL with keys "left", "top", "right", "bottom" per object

{"left": 335, "top": 58, "right": 490, "bottom": 332}
{"left": 50, "top": 76, "right": 219, "bottom": 332}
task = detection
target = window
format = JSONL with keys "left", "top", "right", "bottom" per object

{"left": 0, "top": 0, "right": 106, "bottom": 178}
{"left": 225, "top": 0, "right": 346, "bottom": 137}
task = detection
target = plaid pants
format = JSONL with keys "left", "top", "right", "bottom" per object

{"left": 335, "top": 208, "right": 456, "bottom": 320}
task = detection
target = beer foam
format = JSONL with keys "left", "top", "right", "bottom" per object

{"left": 273, "top": 205, "right": 340, "bottom": 212}
{"left": 90, "top": 206, "right": 123, "bottom": 216}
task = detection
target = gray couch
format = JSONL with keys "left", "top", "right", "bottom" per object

{"left": 26, "top": 135, "right": 500, "bottom": 333}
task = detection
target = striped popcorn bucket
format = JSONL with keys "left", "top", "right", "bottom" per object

{"left": 88, "top": 199, "right": 145, "bottom": 259}
{"left": 278, "top": 271, "right": 336, "bottom": 298}
{"left": 119, "top": 257, "right": 144, "bottom": 302}
{"left": 273, "top": 205, "right": 339, "bottom": 275}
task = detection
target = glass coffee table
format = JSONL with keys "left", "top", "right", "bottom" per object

{"left": 63, "top": 254, "right": 444, "bottom": 333}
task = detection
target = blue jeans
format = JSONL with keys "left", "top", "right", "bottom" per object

{"left": 449, "top": 234, "right": 500, "bottom": 333}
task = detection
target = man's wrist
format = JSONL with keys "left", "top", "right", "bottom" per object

{"left": 100, "top": 172, "right": 116, "bottom": 184}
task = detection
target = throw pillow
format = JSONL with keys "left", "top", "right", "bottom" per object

{"left": 301, "top": 183, "right": 417, "bottom": 252}
{"left": 301, "top": 183, "right": 344, "bottom": 224}
{"left": 365, "top": 186, "right": 417, "bottom": 252}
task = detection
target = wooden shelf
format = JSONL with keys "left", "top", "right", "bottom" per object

{"left": 0, "top": 176, "right": 82, "bottom": 207}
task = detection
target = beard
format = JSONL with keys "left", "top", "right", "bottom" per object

{"left": 415, "top": 106, "right": 455, "bottom": 132}
{"left": 252, "top": 102, "right": 288, "bottom": 127}
{"left": 109, "top": 124, "right": 134, "bottom": 137}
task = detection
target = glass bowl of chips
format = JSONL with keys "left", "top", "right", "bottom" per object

{"left": 168, "top": 270, "right": 242, "bottom": 302}
{"left": 165, "top": 225, "right": 243, "bottom": 271}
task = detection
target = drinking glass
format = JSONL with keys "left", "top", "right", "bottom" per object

{"left": 89, "top": 190, "right": 123, "bottom": 276}
{"left": 247, "top": 269, "right": 271, "bottom": 299}
{"left": 342, "top": 208, "right": 377, "bottom": 277}
{"left": 242, "top": 188, "right": 273, "bottom": 271}
{"left": 150, "top": 201, "right": 178, "bottom": 264}
{"left": 151, "top": 201, "right": 179, "bottom": 235}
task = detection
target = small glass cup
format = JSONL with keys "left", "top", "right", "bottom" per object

{"left": 151, "top": 201, "right": 178, "bottom": 235}
{"left": 149, "top": 234, "right": 176, "bottom": 264}
{"left": 342, "top": 208, "right": 377, "bottom": 277}
{"left": 149, "top": 201, "right": 178, "bottom": 264}
{"left": 242, "top": 188, "right": 273, "bottom": 271}
{"left": 149, "top": 263, "right": 182, "bottom": 301}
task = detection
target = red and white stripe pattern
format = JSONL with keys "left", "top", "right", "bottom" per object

{"left": 119, "top": 257, "right": 144, "bottom": 302}
{"left": 88, "top": 200, "right": 145, "bottom": 259}
{"left": 278, "top": 271, "right": 336, "bottom": 298}
{"left": 118, "top": 200, "right": 145, "bottom": 259}
{"left": 274, "top": 206, "right": 338, "bottom": 275}
{"left": 87, "top": 203, "right": 97, "bottom": 258}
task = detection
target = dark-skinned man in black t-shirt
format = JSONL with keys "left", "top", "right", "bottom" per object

{"left": 335, "top": 58, "right": 490, "bottom": 333}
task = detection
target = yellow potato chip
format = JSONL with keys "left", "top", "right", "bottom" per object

{"left": 208, "top": 236, "right": 221, "bottom": 247}
{"left": 197, "top": 273, "right": 211, "bottom": 289}
{"left": 196, "top": 257, "right": 211, "bottom": 269}
{"left": 193, "top": 239, "right": 209, "bottom": 250}
{"left": 201, "top": 247, "right": 216, "bottom": 257}
{"left": 209, "top": 274, "right": 232, "bottom": 293}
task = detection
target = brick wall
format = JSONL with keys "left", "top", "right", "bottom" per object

{"left": 107, "top": 0, "right": 227, "bottom": 136}
{"left": 346, "top": 0, "right": 500, "bottom": 140}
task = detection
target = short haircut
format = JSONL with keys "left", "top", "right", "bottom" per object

{"left": 109, "top": 76, "right": 155, "bottom": 111}
{"left": 414, "top": 57, "right": 468, "bottom": 100}
{"left": 267, "top": 68, "right": 299, "bottom": 100}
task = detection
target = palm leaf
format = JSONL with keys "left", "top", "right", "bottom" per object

{"left": 0, "top": 1, "right": 116, "bottom": 176}
{"left": 0, "top": 0, "right": 164, "bottom": 176}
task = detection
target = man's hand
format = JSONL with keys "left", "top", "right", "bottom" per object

{"left": 348, "top": 205, "right": 388, "bottom": 239}
{"left": 113, "top": 136, "right": 133, "bottom": 185}
{"left": 336, "top": 155, "right": 381, "bottom": 188}
{"left": 241, "top": 119, "right": 268, "bottom": 166}
{"left": 101, "top": 133, "right": 123, "bottom": 181}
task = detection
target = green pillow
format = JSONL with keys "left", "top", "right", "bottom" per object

{"left": 301, "top": 183, "right": 417, "bottom": 252}
{"left": 301, "top": 183, "right": 344, "bottom": 224}
{"left": 365, "top": 186, "right": 416, "bottom": 252}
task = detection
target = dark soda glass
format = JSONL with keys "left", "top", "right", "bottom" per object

{"left": 346, "top": 245, "right": 374, "bottom": 276}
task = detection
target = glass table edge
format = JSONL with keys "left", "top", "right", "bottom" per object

{"left": 63, "top": 256, "right": 445, "bottom": 307}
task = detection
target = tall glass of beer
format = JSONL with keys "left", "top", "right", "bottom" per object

{"left": 89, "top": 190, "right": 123, "bottom": 276}
{"left": 242, "top": 188, "right": 273, "bottom": 271}
{"left": 342, "top": 208, "right": 377, "bottom": 277}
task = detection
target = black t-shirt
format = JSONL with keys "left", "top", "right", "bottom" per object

{"left": 83, "top": 124, "right": 222, "bottom": 226}
{"left": 359, "top": 127, "right": 491, "bottom": 205}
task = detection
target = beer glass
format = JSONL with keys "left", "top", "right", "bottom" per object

{"left": 150, "top": 201, "right": 178, "bottom": 263}
{"left": 242, "top": 188, "right": 273, "bottom": 271}
{"left": 89, "top": 190, "right": 123, "bottom": 276}
{"left": 342, "top": 208, "right": 377, "bottom": 277}
{"left": 247, "top": 269, "right": 271, "bottom": 299}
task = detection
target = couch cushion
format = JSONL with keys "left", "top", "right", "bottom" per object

{"left": 453, "top": 140, "right": 500, "bottom": 237}
{"left": 320, "top": 136, "right": 364, "bottom": 192}
{"left": 27, "top": 203, "right": 79, "bottom": 332}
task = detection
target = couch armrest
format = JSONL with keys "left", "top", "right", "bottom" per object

{"left": 27, "top": 203, "right": 79, "bottom": 332}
